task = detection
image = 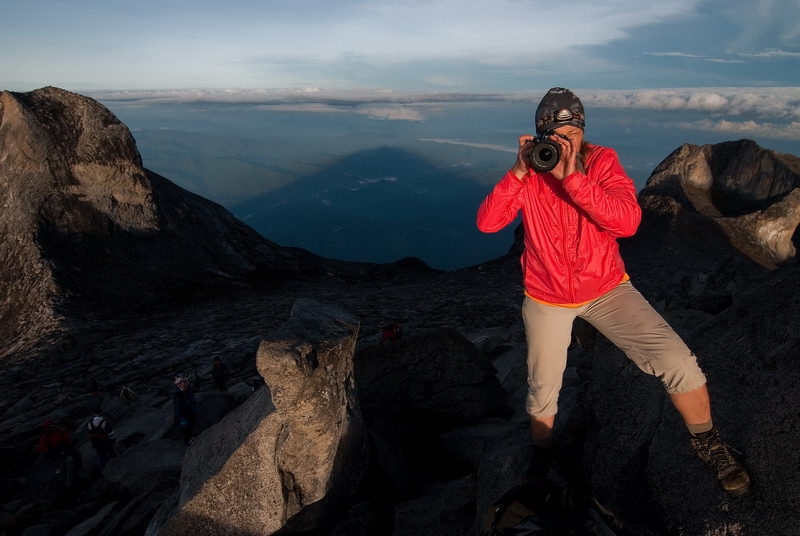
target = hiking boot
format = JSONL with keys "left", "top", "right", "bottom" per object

{"left": 520, "top": 445, "right": 556, "bottom": 483}
{"left": 553, "top": 452, "right": 592, "bottom": 497}
{"left": 689, "top": 428, "right": 751, "bottom": 496}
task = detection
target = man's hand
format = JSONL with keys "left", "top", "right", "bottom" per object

{"left": 512, "top": 134, "right": 535, "bottom": 180}
{"left": 548, "top": 127, "right": 582, "bottom": 180}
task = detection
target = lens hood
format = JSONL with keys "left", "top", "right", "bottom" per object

{"left": 526, "top": 137, "right": 561, "bottom": 172}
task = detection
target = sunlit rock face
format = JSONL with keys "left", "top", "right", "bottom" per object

{"left": 638, "top": 139, "right": 800, "bottom": 267}
{"left": 155, "top": 299, "right": 367, "bottom": 536}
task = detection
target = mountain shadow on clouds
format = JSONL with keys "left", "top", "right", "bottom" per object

{"left": 230, "top": 146, "right": 514, "bottom": 271}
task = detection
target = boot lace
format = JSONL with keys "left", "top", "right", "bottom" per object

{"left": 693, "top": 432, "right": 738, "bottom": 476}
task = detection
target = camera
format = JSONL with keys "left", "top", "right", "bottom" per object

{"left": 524, "top": 131, "right": 561, "bottom": 172}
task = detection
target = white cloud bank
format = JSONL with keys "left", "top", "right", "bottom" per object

{"left": 671, "top": 119, "right": 800, "bottom": 140}
{"left": 580, "top": 87, "right": 800, "bottom": 119}
{"left": 90, "top": 86, "right": 800, "bottom": 139}
{"left": 91, "top": 86, "right": 799, "bottom": 112}
{"left": 579, "top": 87, "right": 800, "bottom": 139}
{"left": 358, "top": 106, "right": 427, "bottom": 121}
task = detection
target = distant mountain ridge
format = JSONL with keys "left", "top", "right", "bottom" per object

{"left": 0, "top": 87, "right": 328, "bottom": 355}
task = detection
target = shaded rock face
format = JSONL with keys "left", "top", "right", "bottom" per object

{"left": 575, "top": 262, "right": 800, "bottom": 536}
{"left": 647, "top": 263, "right": 800, "bottom": 535}
{"left": 356, "top": 327, "right": 508, "bottom": 424}
{"left": 704, "top": 140, "right": 800, "bottom": 215}
{"left": 636, "top": 139, "right": 800, "bottom": 268}
{"left": 0, "top": 87, "right": 324, "bottom": 358}
{"left": 643, "top": 139, "right": 800, "bottom": 216}
{"left": 0, "top": 87, "right": 155, "bottom": 338}
{"left": 353, "top": 327, "right": 510, "bottom": 508}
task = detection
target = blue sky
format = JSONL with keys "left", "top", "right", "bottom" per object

{"left": 3, "top": 0, "right": 799, "bottom": 91}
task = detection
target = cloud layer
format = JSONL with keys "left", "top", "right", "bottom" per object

{"left": 90, "top": 86, "right": 800, "bottom": 140}
{"left": 3, "top": 0, "right": 798, "bottom": 90}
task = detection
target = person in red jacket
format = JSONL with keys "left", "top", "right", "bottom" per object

{"left": 37, "top": 419, "right": 83, "bottom": 496}
{"left": 476, "top": 87, "right": 750, "bottom": 496}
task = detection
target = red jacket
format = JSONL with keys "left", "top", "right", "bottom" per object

{"left": 477, "top": 145, "right": 641, "bottom": 305}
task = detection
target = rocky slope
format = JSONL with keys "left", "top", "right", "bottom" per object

{"left": 0, "top": 87, "right": 340, "bottom": 360}
{"left": 1, "top": 87, "right": 799, "bottom": 535}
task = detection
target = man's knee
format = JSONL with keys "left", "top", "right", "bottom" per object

{"left": 525, "top": 392, "right": 559, "bottom": 421}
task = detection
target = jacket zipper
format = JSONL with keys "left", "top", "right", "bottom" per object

{"left": 558, "top": 193, "right": 575, "bottom": 302}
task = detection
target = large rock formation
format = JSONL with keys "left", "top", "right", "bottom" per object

{"left": 0, "top": 87, "right": 325, "bottom": 359}
{"left": 635, "top": 139, "right": 800, "bottom": 269}
{"left": 153, "top": 299, "right": 367, "bottom": 536}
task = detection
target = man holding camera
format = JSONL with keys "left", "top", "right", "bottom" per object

{"left": 476, "top": 87, "right": 750, "bottom": 496}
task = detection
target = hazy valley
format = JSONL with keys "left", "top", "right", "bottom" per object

{"left": 98, "top": 92, "right": 800, "bottom": 271}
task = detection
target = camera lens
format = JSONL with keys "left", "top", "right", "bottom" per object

{"left": 526, "top": 138, "right": 561, "bottom": 172}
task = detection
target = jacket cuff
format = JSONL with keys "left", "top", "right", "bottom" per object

{"left": 561, "top": 170, "right": 585, "bottom": 192}
{"left": 504, "top": 169, "right": 527, "bottom": 186}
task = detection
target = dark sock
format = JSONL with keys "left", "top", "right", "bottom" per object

{"left": 687, "top": 421, "right": 714, "bottom": 438}
{"left": 690, "top": 426, "right": 716, "bottom": 441}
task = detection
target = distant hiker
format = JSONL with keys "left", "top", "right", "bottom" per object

{"left": 37, "top": 419, "right": 83, "bottom": 496}
{"left": 477, "top": 87, "right": 750, "bottom": 496}
{"left": 172, "top": 374, "right": 198, "bottom": 445}
{"left": 379, "top": 322, "right": 403, "bottom": 344}
{"left": 86, "top": 408, "right": 117, "bottom": 470}
{"left": 119, "top": 385, "right": 135, "bottom": 401}
{"left": 87, "top": 378, "right": 100, "bottom": 395}
{"left": 211, "top": 356, "right": 229, "bottom": 391}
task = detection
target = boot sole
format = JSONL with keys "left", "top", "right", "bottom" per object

{"left": 725, "top": 481, "right": 751, "bottom": 497}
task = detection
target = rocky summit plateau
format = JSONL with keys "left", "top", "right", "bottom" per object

{"left": 1, "top": 87, "right": 800, "bottom": 536}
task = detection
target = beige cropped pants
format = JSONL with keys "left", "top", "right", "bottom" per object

{"left": 522, "top": 281, "right": 707, "bottom": 417}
